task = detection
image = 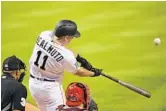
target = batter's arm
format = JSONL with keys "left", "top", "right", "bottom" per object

{"left": 75, "top": 67, "right": 95, "bottom": 77}
{"left": 75, "top": 67, "right": 102, "bottom": 77}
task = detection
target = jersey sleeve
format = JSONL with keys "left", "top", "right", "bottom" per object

{"left": 63, "top": 56, "right": 80, "bottom": 74}
{"left": 12, "top": 84, "right": 27, "bottom": 111}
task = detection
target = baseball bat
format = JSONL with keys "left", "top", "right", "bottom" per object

{"left": 101, "top": 73, "right": 151, "bottom": 98}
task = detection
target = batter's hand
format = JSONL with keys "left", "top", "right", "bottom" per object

{"left": 76, "top": 54, "right": 93, "bottom": 70}
{"left": 91, "top": 68, "right": 102, "bottom": 77}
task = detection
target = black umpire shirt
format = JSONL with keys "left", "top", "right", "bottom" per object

{"left": 1, "top": 73, "right": 27, "bottom": 111}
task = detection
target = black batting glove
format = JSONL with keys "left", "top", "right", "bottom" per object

{"left": 91, "top": 68, "right": 102, "bottom": 77}
{"left": 81, "top": 62, "right": 93, "bottom": 71}
{"left": 76, "top": 54, "right": 93, "bottom": 70}
{"left": 76, "top": 54, "right": 83, "bottom": 63}
{"left": 76, "top": 54, "right": 102, "bottom": 77}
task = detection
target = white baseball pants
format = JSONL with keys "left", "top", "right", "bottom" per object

{"left": 29, "top": 78, "right": 66, "bottom": 111}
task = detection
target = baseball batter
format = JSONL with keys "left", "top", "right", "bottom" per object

{"left": 29, "top": 20, "right": 102, "bottom": 111}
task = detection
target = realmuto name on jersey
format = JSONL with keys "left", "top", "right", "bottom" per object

{"left": 36, "top": 36, "right": 64, "bottom": 62}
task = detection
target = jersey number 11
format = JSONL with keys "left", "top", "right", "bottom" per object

{"left": 34, "top": 51, "right": 48, "bottom": 70}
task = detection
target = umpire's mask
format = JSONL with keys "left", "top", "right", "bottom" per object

{"left": 2, "top": 55, "right": 26, "bottom": 82}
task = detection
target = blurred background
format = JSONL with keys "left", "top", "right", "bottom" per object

{"left": 1, "top": 1, "right": 166, "bottom": 111}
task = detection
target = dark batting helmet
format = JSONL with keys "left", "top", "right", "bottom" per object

{"left": 54, "top": 20, "right": 81, "bottom": 38}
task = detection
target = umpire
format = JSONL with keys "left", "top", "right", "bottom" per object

{"left": 1, "top": 55, "right": 27, "bottom": 111}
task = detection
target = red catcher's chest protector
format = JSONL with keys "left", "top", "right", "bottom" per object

{"left": 65, "top": 82, "right": 90, "bottom": 110}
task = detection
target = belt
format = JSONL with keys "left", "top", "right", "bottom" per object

{"left": 30, "top": 74, "right": 55, "bottom": 82}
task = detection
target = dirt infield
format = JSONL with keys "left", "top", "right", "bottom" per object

{"left": 26, "top": 102, "right": 39, "bottom": 111}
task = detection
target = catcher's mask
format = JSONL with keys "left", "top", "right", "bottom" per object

{"left": 65, "top": 82, "right": 90, "bottom": 109}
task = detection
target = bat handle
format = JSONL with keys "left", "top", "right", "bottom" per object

{"left": 101, "top": 73, "right": 119, "bottom": 82}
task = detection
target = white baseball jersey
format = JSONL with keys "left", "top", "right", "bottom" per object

{"left": 29, "top": 30, "right": 79, "bottom": 83}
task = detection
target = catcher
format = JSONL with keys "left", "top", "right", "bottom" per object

{"left": 57, "top": 82, "right": 98, "bottom": 111}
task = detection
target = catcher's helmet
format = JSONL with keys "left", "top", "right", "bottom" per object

{"left": 2, "top": 55, "right": 26, "bottom": 72}
{"left": 54, "top": 20, "right": 81, "bottom": 38}
{"left": 66, "top": 82, "right": 90, "bottom": 109}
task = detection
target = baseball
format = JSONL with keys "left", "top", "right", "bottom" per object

{"left": 154, "top": 37, "right": 161, "bottom": 45}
